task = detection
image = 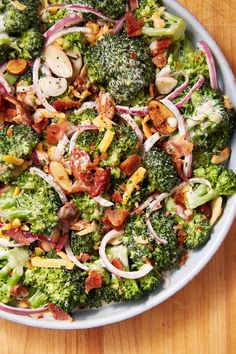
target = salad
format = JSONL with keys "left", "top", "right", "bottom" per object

{"left": 0, "top": 0, "right": 235, "bottom": 322}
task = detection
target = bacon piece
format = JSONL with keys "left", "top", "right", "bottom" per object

{"left": 70, "top": 175, "right": 93, "bottom": 194}
{"left": 112, "top": 191, "right": 122, "bottom": 203}
{"left": 104, "top": 209, "right": 129, "bottom": 228}
{"left": 120, "top": 154, "right": 142, "bottom": 176}
{"left": 129, "top": 0, "right": 139, "bottom": 11}
{"left": 32, "top": 118, "right": 48, "bottom": 134}
{"left": 150, "top": 39, "right": 172, "bottom": 57}
{"left": 90, "top": 168, "right": 110, "bottom": 198}
{"left": 177, "top": 229, "right": 186, "bottom": 246}
{"left": 197, "top": 203, "right": 212, "bottom": 219}
{"left": 179, "top": 250, "right": 188, "bottom": 266}
{"left": 85, "top": 270, "right": 102, "bottom": 294}
{"left": 149, "top": 100, "right": 177, "bottom": 135}
{"left": 164, "top": 135, "right": 194, "bottom": 159}
{"left": 46, "top": 123, "right": 68, "bottom": 144}
{"left": 152, "top": 52, "right": 167, "bottom": 68}
{"left": 55, "top": 233, "right": 69, "bottom": 252}
{"left": 173, "top": 190, "right": 186, "bottom": 209}
{"left": 52, "top": 98, "right": 81, "bottom": 112}
{"left": 125, "top": 11, "right": 144, "bottom": 37}
{"left": 97, "top": 91, "right": 116, "bottom": 120}
{"left": 48, "top": 303, "right": 72, "bottom": 321}
{"left": 3, "top": 228, "right": 55, "bottom": 246}
{"left": 78, "top": 253, "right": 92, "bottom": 263}
{"left": 10, "top": 285, "right": 29, "bottom": 299}
{"left": 57, "top": 202, "right": 80, "bottom": 230}
{"left": 70, "top": 149, "right": 92, "bottom": 176}
{"left": 112, "top": 258, "right": 124, "bottom": 271}
{"left": 3, "top": 95, "right": 32, "bottom": 125}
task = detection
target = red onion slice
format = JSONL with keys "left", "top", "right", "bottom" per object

{"left": 0, "top": 63, "right": 7, "bottom": 73}
{"left": 189, "top": 178, "right": 211, "bottom": 188}
{"left": 0, "top": 75, "right": 13, "bottom": 94}
{"left": 176, "top": 75, "right": 205, "bottom": 109}
{"left": 47, "top": 4, "right": 117, "bottom": 23}
{"left": 43, "top": 13, "right": 83, "bottom": 40}
{"left": 74, "top": 101, "right": 97, "bottom": 115}
{"left": 65, "top": 240, "right": 89, "bottom": 271}
{"left": 51, "top": 134, "right": 69, "bottom": 162}
{"left": 116, "top": 105, "right": 148, "bottom": 116}
{"left": 119, "top": 113, "right": 144, "bottom": 145}
{"left": 99, "top": 230, "right": 153, "bottom": 279}
{"left": 69, "top": 125, "right": 98, "bottom": 154}
{"left": 147, "top": 193, "right": 169, "bottom": 212}
{"left": 45, "top": 26, "right": 92, "bottom": 46}
{"left": 145, "top": 214, "right": 168, "bottom": 245}
{"left": 160, "top": 98, "right": 187, "bottom": 135}
{"left": 32, "top": 57, "right": 57, "bottom": 113}
{"left": 0, "top": 238, "right": 22, "bottom": 248}
{"left": 183, "top": 153, "right": 193, "bottom": 179}
{"left": 0, "top": 303, "right": 48, "bottom": 315}
{"left": 93, "top": 196, "right": 114, "bottom": 207}
{"left": 198, "top": 40, "right": 218, "bottom": 90}
{"left": 30, "top": 167, "right": 67, "bottom": 204}
{"left": 144, "top": 132, "right": 164, "bottom": 152}
{"left": 166, "top": 72, "right": 189, "bottom": 101}
{"left": 113, "top": 17, "right": 125, "bottom": 34}
{"left": 132, "top": 193, "right": 159, "bottom": 214}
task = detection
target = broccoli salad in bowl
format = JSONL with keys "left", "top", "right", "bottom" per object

{"left": 0, "top": 0, "right": 235, "bottom": 322}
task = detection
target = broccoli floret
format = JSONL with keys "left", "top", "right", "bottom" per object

{"left": 151, "top": 210, "right": 182, "bottom": 271}
{"left": 2, "top": 8, "right": 31, "bottom": 34}
{"left": 0, "top": 247, "right": 29, "bottom": 303}
{"left": 178, "top": 212, "right": 211, "bottom": 249}
{"left": 0, "top": 172, "right": 61, "bottom": 235}
{"left": 184, "top": 86, "right": 235, "bottom": 153}
{"left": 70, "top": 227, "right": 101, "bottom": 257}
{"left": 75, "top": 130, "right": 101, "bottom": 154}
{"left": 143, "top": 147, "right": 179, "bottom": 193}
{"left": 85, "top": 32, "right": 155, "bottom": 104}
{"left": 61, "top": 32, "right": 87, "bottom": 53}
{"left": 12, "top": 28, "right": 44, "bottom": 60}
{"left": 73, "top": 193, "right": 103, "bottom": 222}
{"left": 28, "top": 289, "right": 48, "bottom": 309}
{"left": 68, "top": 108, "right": 97, "bottom": 125}
{"left": 0, "top": 124, "right": 39, "bottom": 183}
{"left": 138, "top": 267, "right": 162, "bottom": 293}
{"left": 136, "top": 1, "right": 186, "bottom": 42}
{"left": 24, "top": 263, "right": 88, "bottom": 312}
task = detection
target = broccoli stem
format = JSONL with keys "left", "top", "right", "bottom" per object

{"left": 28, "top": 289, "right": 48, "bottom": 309}
{"left": 142, "top": 16, "right": 186, "bottom": 42}
{"left": 0, "top": 209, "right": 31, "bottom": 221}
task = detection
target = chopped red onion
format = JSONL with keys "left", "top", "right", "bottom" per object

{"left": 145, "top": 214, "right": 168, "bottom": 245}
{"left": 183, "top": 153, "right": 193, "bottom": 179}
{"left": 0, "top": 63, "right": 7, "bottom": 73}
{"left": 0, "top": 238, "right": 22, "bottom": 248}
{"left": 47, "top": 4, "right": 117, "bottom": 23}
{"left": 113, "top": 17, "right": 125, "bottom": 34}
{"left": 45, "top": 26, "right": 92, "bottom": 47}
{"left": 132, "top": 193, "right": 159, "bottom": 214}
{"left": 99, "top": 230, "right": 153, "bottom": 279}
{"left": 50, "top": 134, "right": 69, "bottom": 162}
{"left": 93, "top": 196, "right": 114, "bottom": 207}
{"left": 119, "top": 113, "right": 144, "bottom": 145}
{"left": 0, "top": 75, "right": 13, "bottom": 94}
{"left": 116, "top": 105, "right": 148, "bottom": 116}
{"left": 147, "top": 193, "right": 169, "bottom": 212}
{"left": 166, "top": 71, "right": 189, "bottom": 101}
{"left": 198, "top": 40, "right": 218, "bottom": 90}
{"left": 0, "top": 303, "right": 48, "bottom": 315}
{"left": 32, "top": 57, "right": 57, "bottom": 113}
{"left": 73, "top": 101, "right": 97, "bottom": 115}
{"left": 16, "top": 85, "right": 34, "bottom": 93}
{"left": 32, "top": 148, "right": 49, "bottom": 166}
{"left": 176, "top": 75, "right": 205, "bottom": 109}
{"left": 30, "top": 167, "right": 67, "bottom": 204}
{"left": 160, "top": 98, "right": 187, "bottom": 135}
{"left": 65, "top": 240, "right": 89, "bottom": 271}
{"left": 43, "top": 13, "right": 83, "bottom": 40}
{"left": 144, "top": 132, "right": 164, "bottom": 152}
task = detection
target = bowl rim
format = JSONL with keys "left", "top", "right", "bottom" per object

{"left": 0, "top": 0, "right": 235, "bottom": 330}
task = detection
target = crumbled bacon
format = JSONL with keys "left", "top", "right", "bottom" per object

{"left": 120, "top": 154, "right": 142, "bottom": 176}
{"left": 85, "top": 270, "right": 102, "bottom": 294}
{"left": 55, "top": 233, "right": 69, "bottom": 252}
{"left": 177, "top": 229, "right": 187, "bottom": 246}
{"left": 1, "top": 95, "right": 32, "bottom": 126}
{"left": 57, "top": 201, "right": 80, "bottom": 230}
{"left": 32, "top": 118, "right": 48, "bottom": 134}
{"left": 104, "top": 209, "right": 129, "bottom": 228}
{"left": 173, "top": 190, "right": 186, "bottom": 209}
{"left": 10, "top": 285, "right": 29, "bottom": 299}
{"left": 3, "top": 228, "right": 56, "bottom": 246}
{"left": 52, "top": 98, "right": 81, "bottom": 112}
{"left": 90, "top": 168, "right": 111, "bottom": 198}
{"left": 48, "top": 303, "right": 72, "bottom": 321}
{"left": 78, "top": 253, "right": 92, "bottom": 263}
{"left": 112, "top": 191, "right": 122, "bottom": 203}
{"left": 197, "top": 203, "right": 212, "bottom": 219}
{"left": 163, "top": 135, "right": 194, "bottom": 159}
{"left": 112, "top": 258, "right": 124, "bottom": 271}
{"left": 150, "top": 39, "right": 172, "bottom": 57}
{"left": 125, "top": 11, "right": 144, "bottom": 37}
{"left": 97, "top": 91, "right": 116, "bottom": 120}
{"left": 46, "top": 123, "right": 68, "bottom": 144}
{"left": 152, "top": 52, "right": 167, "bottom": 68}
{"left": 179, "top": 251, "right": 188, "bottom": 266}
{"left": 129, "top": 0, "right": 139, "bottom": 11}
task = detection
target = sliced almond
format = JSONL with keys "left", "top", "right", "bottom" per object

{"left": 210, "top": 196, "right": 223, "bottom": 226}
{"left": 45, "top": 44, "right": 73, "bottom": 78}
{"left": 38, "top": 77, "right": 67, "bottom": 97}
{"left": 156, "top": 77, "right": 178, "bottom": 95}
{"left": 49, "top": 161, "right": 72, "bottom": 193}
{"left": 211, "top": 147, "right": 231, "bottom": 164}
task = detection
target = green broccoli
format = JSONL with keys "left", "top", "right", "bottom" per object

{"left": 61, "top": 32, "right": 87, "bottom": 54}
{"left": 70, "top": 227, "right": 101, "bottom": 258}
{"left": 136, "top": 1, "right": 186, "bottom": 42}
{"left": 0, "top": 172, "right": 61, "bottom": 235}
{"left": 0, "top": 247, "right": 29, "bottom": 303}
{"left": 68, "top": 108, "right": 97, "bottom": 125}
{"left": 28, "top": 289, "right": 48, "bottom": 309}
{"left": 75, "top": 130, "right": 101, "bottom": 154}
{"left": 84, "top": 32, "right": 155, "bottom": 104}
{"left": 143, "top": 147, "right": 179, "bottom": 193}
{"left": 178, "top": 212, "right": 211, "bottom": 249}
{"left": 138, "top": 267, "right": 162, "bottom": 293}
{"left": 0, "top": 124, "right": 39, "bottom": 183}
{"left": 184, "top": 86, "right": 235, "bottom": 153}
{"left": 73, "top": 193, "right": 103, "bottom": 222}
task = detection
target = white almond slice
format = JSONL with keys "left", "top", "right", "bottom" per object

{"left": 38, "top": 77, "right": 67, "bottom": 97}
{"left": 45, "top": 44, "right": 73, "bottom": 78}
{"left": 156, "top": 77, "right": 178, "bottom": 95}
{"left": 49, "top": 161, "right": 72, "bottom": 193}
{"left": 210, "top": 196, "right": 223, "bottom": 226}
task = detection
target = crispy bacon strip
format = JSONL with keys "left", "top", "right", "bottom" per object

{"left": 120, "top": 154, "right": 142, "bottom": 176}
{"left": 97, "top": 91, "right": 116, "bottom": 120}
{"left": 2, "top": 95, "right": 32, "bottom": 126}
{"left": 90, "top": 168, "right": 111, "bottom": 198}
{"left": 104, "top": 209, "right": 129, "bottom": 228}
{"left": 85, "top": 270, "right": 102, "bottom": 294}
{"left": 125, "top": 11, "right": 144, "bottom": 37}
{"left": 48, "top": 304, "right": 72, "bottom": 321}
{"left": 46, "top": 123, "right": 68, "bottom": 144}
{"left": 111, "top": 258, "right": 124, "bottom": 271}
{"left": 129, "top": 0, "right": 139, "bottom": 11}
{"left": 52, "top": 98, "right": 81, "bottom": 112}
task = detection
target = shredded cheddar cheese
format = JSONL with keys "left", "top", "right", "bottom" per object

{"left": 2, "top": 155, "right": 24, "bottom": 166}
{"left": 98, "top": 129, "right": 115, "bottom": 153}
{"left": 31, "top": 257, "right": 74, "bottom": 270}
{"left": 122, "top": 167, "right": 146, "bottom": 205}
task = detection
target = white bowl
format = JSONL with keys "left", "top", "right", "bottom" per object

{"left": 1, "top": 0, "right": 236, "bottom": 329}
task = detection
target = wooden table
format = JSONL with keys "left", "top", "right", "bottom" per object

{"left": 1, "top": 1, "right": 236, "bottom": 353}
